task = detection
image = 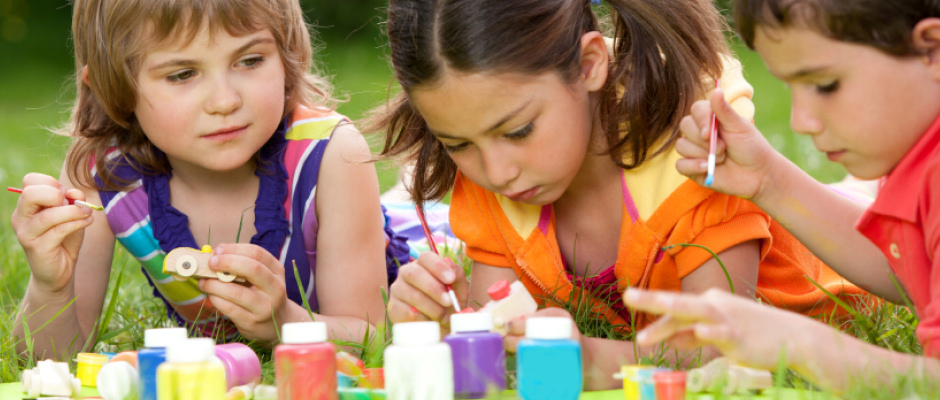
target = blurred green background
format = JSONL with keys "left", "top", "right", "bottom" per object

{"left": 0, "top": 0, "right": 845, "bottom": 219}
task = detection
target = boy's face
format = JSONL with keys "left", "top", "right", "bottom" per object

{"left": 754, "top": 26, "right": 940, "bottom": 179}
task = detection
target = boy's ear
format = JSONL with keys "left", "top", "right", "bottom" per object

{"left": 579, "top": 31, "right": 608, "bottom": 92}
{"left": 913, "top": 18, "right": 940, "bottom": 76}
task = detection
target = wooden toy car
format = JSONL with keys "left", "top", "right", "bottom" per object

{"left": 687, "top": 357, "right": 772, "bottom": 395}
{"left": 163, "top": 245, "right": 245, "bottom": 283}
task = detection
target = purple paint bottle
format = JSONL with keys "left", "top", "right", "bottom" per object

{"left": 444, "top": 312, "right": 506, "bottom": 399}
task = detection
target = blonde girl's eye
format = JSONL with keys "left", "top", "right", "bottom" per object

{"left": 166, "top": 69, "right": 196, "bottom": 83}
{"left": 505, "top": 123, "right": 533, "bottom": 140}
{"left": 238, "top": 56, "right": 265, "bottom": 69}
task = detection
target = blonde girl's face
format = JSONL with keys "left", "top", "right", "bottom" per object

{"left": 409, "top": 70, "right": 598, "bottom": 205}
{"left": 755, "top": 26, "right": 940, "bottom": 179}
{"left": 134, "top": 26, "right": 286, "bottom": 175}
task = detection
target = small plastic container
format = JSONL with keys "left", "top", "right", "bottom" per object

{"left": 617, "top": 365, "right": 645, "bottom": 400}
{"left": 361, "top": 368, "right": 384, "bottom": 389}
{"left": 384, "top": 321, "right": 453, "bottom": 400}
{"left": 111, "top": 351, "right": 139, "bottom": 368}
{"left": 653, "top": 371, "right": 686, "bottom": 400}
{"left": 76, "top": 353, "right": 110, "bottom": 387}
{"left": 444, "top": 312, "right": 505, "bottom": 398}
{"left": 636, "top": 367, "right": 670, "bottom": 400}
{"left": 516, "top": 317, "right": 582, "bottom": 400}
{"left": 139, "top": 328, "right": 188, "bottom": 400}
{"left": 156, "top": 338, "right": 226, "bottom": 400}
{"left": 215, "top": 342, "right": 261, "bottom": 389}
{"left": 274, "top": 322, "right": 338, "bottom": 400}
{"left": 97, "top": 361, "right": 139, "bottom": 400}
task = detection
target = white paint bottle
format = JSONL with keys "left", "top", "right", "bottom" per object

{"left": 384, "top": 321, "right": 454, "bottom": 400}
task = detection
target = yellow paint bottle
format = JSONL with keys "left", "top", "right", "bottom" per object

{"left": 156, "top": 338, "right": 226, "bottom": 400}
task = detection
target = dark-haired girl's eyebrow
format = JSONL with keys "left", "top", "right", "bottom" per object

{"left": 776, "top": 65, "right": 831, "bottom": 82}
{"left": 430, "top": 99, "right": 532, "bottom": 139}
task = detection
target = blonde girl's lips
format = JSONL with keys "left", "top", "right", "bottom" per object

{"left": 204, "top": 125, "right": 248, "bottom": 141}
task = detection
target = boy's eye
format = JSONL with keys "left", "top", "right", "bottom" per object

{"left": 166, "top": 69, "right": 195, "bottom": 83}
{"left": 816, "top": 81, "right": 839, "bottom": 94}
{"left": 505, "top": 123, "right": 533, "bottom": 140}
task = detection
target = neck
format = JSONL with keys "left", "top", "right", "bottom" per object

{"left": 168, "top": 160, "right": 259, "bottom": 196}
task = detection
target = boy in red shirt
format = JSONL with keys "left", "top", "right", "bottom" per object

{"left": 625, "top": 0, "right": 940, "bottom": 392}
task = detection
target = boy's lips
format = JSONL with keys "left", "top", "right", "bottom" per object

{"left": 825, "top": 150, "right": 846, "bottom": 162}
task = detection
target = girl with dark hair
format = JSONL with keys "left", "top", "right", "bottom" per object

{"left": 371, "top": 0, "right": 871, "bottom": 389}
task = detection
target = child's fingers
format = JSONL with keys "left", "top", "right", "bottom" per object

{"left": 709, "top": 89, "right": 751, "bottom": 134}
{"left": 675, "top": 136, "right": 709, "bottom": 160}
{"left": 15, "top": 205, "right": 92, "bottom": 246}
{"left": 387, "top": 297, "right": 432, "bottom": 324}
{"left": 624, "top": 289, "right": 722, "bottom": 322}
{"left": 417, "top": 252, "right": 460, "bottom": 287}
{"left": 209, "top": 244, "right": 284, "bottom": 294}
{"left": 405, "top": 255, "right": 456, "bottom": 307}
{"left": 503, "top": 333, "right": 523, "bottom": 353}
{"left": 388, "top": 271, "right": 450, "bottom": 322}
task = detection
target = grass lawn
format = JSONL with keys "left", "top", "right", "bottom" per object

{"left": 0, "top": 2, "right": 930, "bottom": 398}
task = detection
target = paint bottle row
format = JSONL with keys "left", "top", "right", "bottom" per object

{"left": 385, "top": 316, "right": 582, "bottom": 400}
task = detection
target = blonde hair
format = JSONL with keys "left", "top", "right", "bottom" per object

{"left": 66, "top": 0, "right": 335, "bottom": 190}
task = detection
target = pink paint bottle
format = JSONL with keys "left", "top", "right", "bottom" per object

{"left": 274, "top": 322, "right": 338, "bottom": 400}
{"left": 215, "top": 343, "right": 261, "bottom": 389}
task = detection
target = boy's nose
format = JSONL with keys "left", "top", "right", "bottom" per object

{"left": 789, "top": 94, "right": 823, "bottom": 136}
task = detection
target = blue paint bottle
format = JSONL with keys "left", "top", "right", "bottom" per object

{"left": 444, "top": 312, "right": 506, "bottom": 398}
{"left": 516, "top": 317, "right": 582, "bottom": 400}
{"left": 138, "top": 328, "right": 188, "bottom": 400}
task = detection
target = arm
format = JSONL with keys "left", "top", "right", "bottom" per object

{"left": 675, "top": 91, "right": 898, "bottom": 302}
{"left": 202, "top": 124, "right": 388, "bottom": 346}
{"left": 13, "top": 170, "right": 115, "bottom": 360}
{"left": 624, "top": 288, "right": 940, "bottom": 393}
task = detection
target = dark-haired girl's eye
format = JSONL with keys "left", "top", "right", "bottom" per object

{"left": 505, "top": 123, "right": 533, "bottom": 140}
{"left": 443, "top": 142, "right": 469, "bottom": 153}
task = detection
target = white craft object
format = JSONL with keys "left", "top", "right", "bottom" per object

{"left": 687, "top": 357, "right": 772, "bottom": 395}
{"left": 477, "top": 280, "right": 538, "bottom": 335}
{"left": 163, "top": 245, "right": 244, "bottom": 283}
{"left": 21, "top": 360, "right": 81, "bottom": 397}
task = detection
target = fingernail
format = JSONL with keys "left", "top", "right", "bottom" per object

{"left": 442, "top": 270, "right": 455, "bottom": 283}
{"left": 700, "top": 161, "right": 707, "bottom": 170}
{"left": 409, "top": 306, "right": 417, "bottom": 315}
{"left": 635, "top": 331, "right": 648, "bottom": 344}
{"left": 441, "top": 292, "right": 452, "bottom": 307}
{"left": 209, "top": 255, "right": 218, "bottom": 267}
{"left": 624, "top": 288, "right": 641, "bottom": 303}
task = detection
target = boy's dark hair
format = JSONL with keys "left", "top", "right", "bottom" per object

{"left": 370, "top": 0, "right": 729, "bottom": 204}
{"left": 734, "top": 0, "right": 940, "bottom": 56}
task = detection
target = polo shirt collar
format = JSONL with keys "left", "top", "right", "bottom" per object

{"left": 867, "top": 112, "right": 940, "bottom": 222}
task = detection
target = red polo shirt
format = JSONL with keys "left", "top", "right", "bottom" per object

{"left": 856, "top": 114, "right": 940, "bottom": 358}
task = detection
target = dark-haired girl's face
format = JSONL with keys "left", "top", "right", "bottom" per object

{"left": 410, "top": 69, "right": 600, "bottom": 205}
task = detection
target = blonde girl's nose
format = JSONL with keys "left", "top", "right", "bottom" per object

{"left": 205, "top": 74, "right": 242, "bottom": 115}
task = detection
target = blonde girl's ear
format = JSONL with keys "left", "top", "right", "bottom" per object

{"left": 579, "top": 31, "right": 608, "bottom": 92}
{"left": 913, "top": 18, "right": 940, "bottom": 78}
{"left": 81, "top": 65, "right": 90, "bottom": 86}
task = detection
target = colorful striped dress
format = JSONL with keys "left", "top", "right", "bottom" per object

{"left": 93, "top": 106, "right": 411, "bottom": 339}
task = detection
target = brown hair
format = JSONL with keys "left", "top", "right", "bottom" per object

{"left": 734, "top": 0, "right": 940, "bottom": 56}
{"left": 369, "top": 0, "right": 729, "bottom": 203}
{"left": 66, "top": 0, "right": 335, "bottom": 191}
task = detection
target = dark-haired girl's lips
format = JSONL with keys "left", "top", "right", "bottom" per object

{"left": 826, "top": 150, "right": 846, "bottom": 162}
{"left": 505, "top": 187, "right": 538, "bottom": 202}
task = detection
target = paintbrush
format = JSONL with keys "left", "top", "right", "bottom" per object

{"left": 415, "top": 203, "right": 462, "bottom": 313}
{"left": 705, "top": 79, "right": 720, "bottom": 187}
{"left": 7, "top": 186, "right": 104, "bottom": 211}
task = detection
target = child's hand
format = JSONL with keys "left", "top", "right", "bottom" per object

{"left": 387, "top": 252, "right": 469, "bottom": 325}
{"left": 675, "top": 89, "right": 782, "bottom": 200}
{"left": 503, "top": 308, "right": 582, "bottom": 353}
{"left": 10, "top": 173, "right": 95, "bottom": 294}
{"left": 199, "top": 243, "right": 288, "bottom": 344}
{"left": 623, "top": 288, "right": 807, "bottom": 371}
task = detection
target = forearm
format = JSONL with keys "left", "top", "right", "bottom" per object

{"left": 14, "top": 280, "right": 92, "bottom": 360}
{"left": 790, "top": 317, "right": 940, "bottom": 393}
{"left": 581, "top": 336, "right": 717, "bottom": 390}
{"left": 280, "top": 302, "right": 377, "bottom": 347}
{"left": 754, "top": 155, "right": 898, "bottom": 301}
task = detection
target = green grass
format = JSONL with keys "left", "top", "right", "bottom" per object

{"left": 0, "top": 4, "right": 932, "bottom": 398}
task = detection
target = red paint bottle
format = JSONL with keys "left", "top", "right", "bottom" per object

{"left": 275, "top": 322, "right": 338, "bottom": 400}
